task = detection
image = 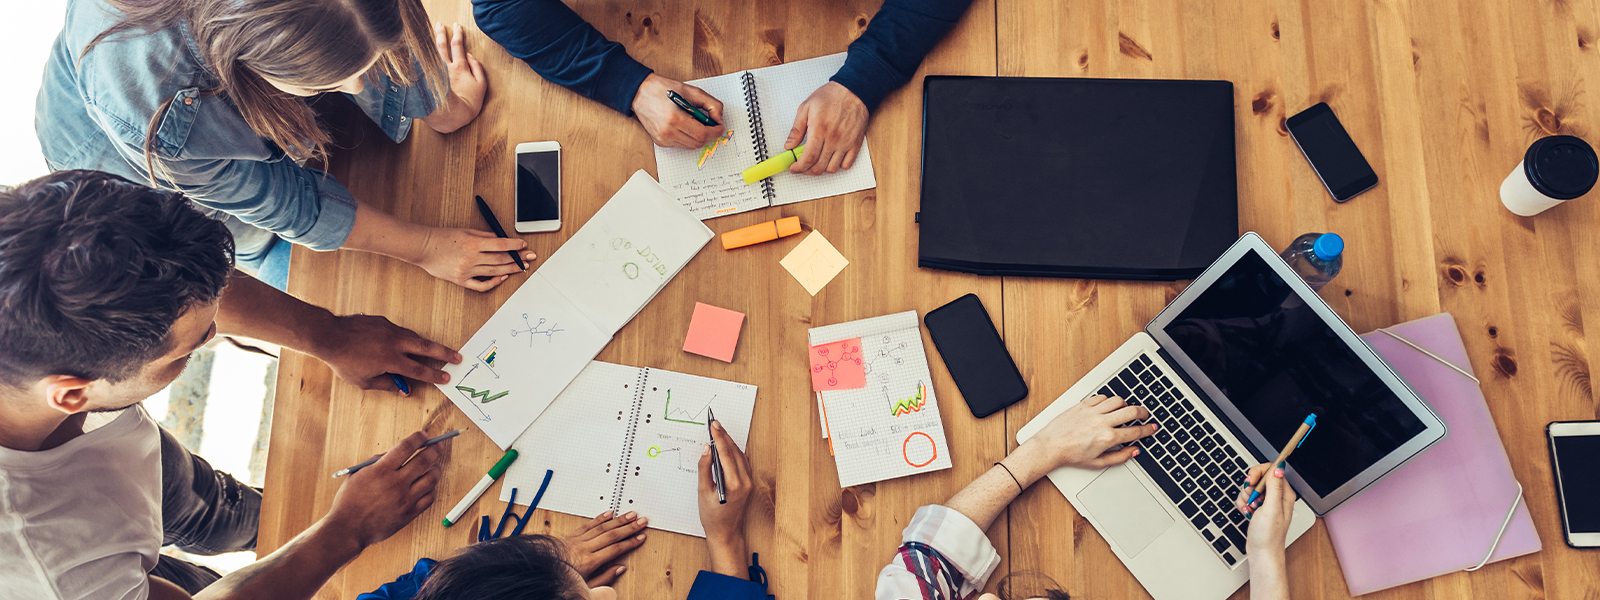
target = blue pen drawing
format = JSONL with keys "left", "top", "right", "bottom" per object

{"left": 511, "top": 313, "right": 565, "bottom": 346}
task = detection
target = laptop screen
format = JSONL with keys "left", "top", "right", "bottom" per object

{"left": 1158, "top": 250, "right": 1427, "bottom": 497}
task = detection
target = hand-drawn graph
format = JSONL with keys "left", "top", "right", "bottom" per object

{"left": 890, "top": 383, "right": 928, "bottom": 416}
{"left": 456, "top": 385, "right": 509, "bottom": 404}
{"left": 663, "top": 390, "right": 717, "bottom": 426}
{"left": 510, "top": 313, "right": 564, "bottom": 346}
{"left": 644, "top": 444, "right": 701, "bottom": 472}
{"left": 865, "top": 335, "right": 909, "bottom": 384}
{"left": 811, "top": 340, "right": 862, "bottom": 388}
{"left": 474, "top": 341, "right": 502, "bottom": 379}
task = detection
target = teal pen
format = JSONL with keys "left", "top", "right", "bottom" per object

{"left": 1245, "top": 414, "right": 1317, "bottom": 516}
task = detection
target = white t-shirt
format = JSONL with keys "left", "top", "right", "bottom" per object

{"left": 0, "top": 407, "right": 161, "bottom": 600}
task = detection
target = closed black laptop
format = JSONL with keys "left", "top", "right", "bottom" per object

{"left": 918, "top": 76, "right": 1238, "bottom": 280}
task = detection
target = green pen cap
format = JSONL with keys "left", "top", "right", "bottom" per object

{"left": 487, "top": 449, "right": 519, "bottom": 479}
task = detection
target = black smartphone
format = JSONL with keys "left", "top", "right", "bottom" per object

{"left": 924, "top": 294, "right": 1028, "bottom": 418}
{"left": 1287, "top": 103, "right": 1379, "bottom": 202}
{"left": 1548, "top": 420, "right": 1600, "bottom": 548}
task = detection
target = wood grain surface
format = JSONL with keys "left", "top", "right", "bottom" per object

{"left": 260, "top": 0, "right": 1600, "bottom": 598}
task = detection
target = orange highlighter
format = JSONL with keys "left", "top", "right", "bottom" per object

{"left": 722, "top": 216, "right": 802, "bottom": 250}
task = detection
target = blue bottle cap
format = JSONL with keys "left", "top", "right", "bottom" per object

{"left": 1313, "top": 233, "right": 1344, "bottom": 261}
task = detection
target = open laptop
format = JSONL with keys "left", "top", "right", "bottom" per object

{"left": 1017, "top": 232, "right": 1447, "bottom": 600}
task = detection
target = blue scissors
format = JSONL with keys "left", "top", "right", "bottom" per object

{"left": 478, "top": 469, "right": 553, "bottom": 542}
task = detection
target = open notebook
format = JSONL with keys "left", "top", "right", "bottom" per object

{"left": 654, "top": 53, "right": 878, "bottom": 220}
{"left": 810, "top": 311, "right": 952, "bottom": 487}
{"left": 497, "top": 362, "right": 757, "bottom": 538}
{"left": 436, "top": 171, "right": 714, "bottom": 449}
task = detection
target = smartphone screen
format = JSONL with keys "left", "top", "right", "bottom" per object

{"left": 516, "top": 150, "right": 560, "bottom": 223}
{"left": 924, "top": 294, "right": 1028, "bottom": 418}
{"left": 1288, "top": 103, "right": 1378, "bottom": 201}
{"left": 1552, "top": 432, "right": 1600, "bottom": 538}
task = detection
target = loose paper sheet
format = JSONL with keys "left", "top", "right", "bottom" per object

{"left": 780, "top": 230, "right": 848, "bottom": 295}
{"left": 683, "top": 302, "right": 745, "bottom": 362}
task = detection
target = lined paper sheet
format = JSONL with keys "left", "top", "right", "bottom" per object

{"left": 653, "top": 72, "right": 767, "bottom": 219}
{"left": 810, "top": 312, "right": 952, "bottom": 487}
{"left": 749, "top": 54, "right": 877, "bottom": 206}
{"left": 498, "top": 363, "right": 757, "bottom": 538}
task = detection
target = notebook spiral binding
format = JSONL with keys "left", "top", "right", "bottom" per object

{"left": 610, "top": 368, "right": 650, "bottom": 513}
{"left": 741, "top": 72, "right": 778, "bottom": 204}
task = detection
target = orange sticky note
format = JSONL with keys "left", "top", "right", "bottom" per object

{"left": 810, "top": 338, "right": 865, "bottom": 391}
{"left": 683, "top": 302, "right": 745, "bottom": 362}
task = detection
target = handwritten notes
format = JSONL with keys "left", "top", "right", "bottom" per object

{"left": 781, "top": 230, "right": 848, "bottom": 296}
{"left": 683, "top": 302, "right": 745, "bottom": 362}
{"left": 810, "top": 338, "right": 865, "bottom": 391}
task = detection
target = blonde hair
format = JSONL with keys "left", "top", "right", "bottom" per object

{"left": 87, "top": 0, "right": 448, "bottom": 184}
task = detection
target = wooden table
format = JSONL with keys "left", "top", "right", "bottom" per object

{"left": 260, "top": 0, "right": 1600, "bottom": 598}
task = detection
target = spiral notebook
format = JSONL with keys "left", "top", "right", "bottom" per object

{"left": 653, "top": 53, "right": 878, "bottom": 220}
{"left": 497, "top": 361, "right": 757, "bottom": 538}
{"left": 809, "top": 311, "right": 953, "bottom": 487}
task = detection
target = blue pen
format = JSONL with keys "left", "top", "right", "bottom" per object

{"left": 1246, "top": 414, "right": 1317, "bottom": 516}
{"left": 389, "top": 373, "right": 411, "bottom": 395}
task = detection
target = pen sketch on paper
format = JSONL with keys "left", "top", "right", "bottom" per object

{"left": 511, "top": 314, "right": 564, "bottom": 346}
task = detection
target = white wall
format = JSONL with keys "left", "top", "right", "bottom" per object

{"left": 2, "top": 1, "right": 69, "bottom": 185}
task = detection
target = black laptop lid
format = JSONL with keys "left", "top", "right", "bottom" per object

{"left": 918, "top": 76, "right": 1238, "bottom": 280}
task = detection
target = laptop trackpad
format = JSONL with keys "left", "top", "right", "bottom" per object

{"left": 1079, "top": 465, "right": 1174, "bottom": 557}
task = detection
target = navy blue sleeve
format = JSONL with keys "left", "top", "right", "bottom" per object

{"left": 828, "top": 0, "right": 977, "bottom": 112}
{"left": 356, "top": 559, "right": 437, "bottom": 600}
{"left": 686, "top": 571, "right": 771, "bottom": 600}
{"left": 472, "top": 0, "right": 653, "bottom": 115}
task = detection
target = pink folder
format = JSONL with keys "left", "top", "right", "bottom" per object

{"left": 1325, "top": 313, "right": 1541, "bottom": 595}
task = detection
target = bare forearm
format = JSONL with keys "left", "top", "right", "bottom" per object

{"left": 943, "top": 444, "right": 1053, "bottom": 531}
{"left": 1248, "top": 551, "right": 1289, "bottom": 600}
{"left": 706, "top": 533, "right": 749, "bottom": 578}
{"left": 216, "top": 271, "right": 336, "bottom": 354}
{"left": 341, "top": 203, "right": 430, "bottom": 264}
{"left": 193, "top": 521, "right": 364, "bottom": 600}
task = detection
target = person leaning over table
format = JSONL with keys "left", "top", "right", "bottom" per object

{"left": 359, "top": 418, "right": 769, "bottom": 600}
{"left": 472, "top": 0, "right": 975, "bottom": 175}
{"left": 36, "top": 0, "right": 535, "bottom": 292}
{"left": 876, "top": 393, "right": 1298, "bottom": 600}
{"left": 0, "top": 170, "right": 455, "bottom": 600}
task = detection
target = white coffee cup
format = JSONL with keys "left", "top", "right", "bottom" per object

{"left": 1500, "top": 135, "right": 1597, "bottom": 216}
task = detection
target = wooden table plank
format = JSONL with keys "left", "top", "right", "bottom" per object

{"left": 260, "top": 0, "right": 1600, "bottom": 598}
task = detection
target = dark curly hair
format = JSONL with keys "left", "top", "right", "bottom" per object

{"left": 414, "top": 535, "right": 586, "bottom": 600}
{"left": 0, "top": 170, "right": 233, "bottom": 387}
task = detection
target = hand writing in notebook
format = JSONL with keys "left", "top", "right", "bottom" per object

{"left": 784, "top": 81, "right": 869, "bottom": 175}
{"left": 699, "top": 419, "right": 753, "bottom": 578}
{"left": 633, "top": 74, "right": 728, "bottom": 149}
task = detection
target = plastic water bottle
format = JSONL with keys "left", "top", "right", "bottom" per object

{"left": 1279, "top": 233, "right": 1343, "bottom": 291}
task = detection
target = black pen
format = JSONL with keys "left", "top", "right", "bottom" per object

{"left": 707, "top": 407, "right": 726, "bottom": 504}
{"left": 474, "top": 195, "right": 527, "bottom": 272}
{"left": 667, "top": 90, "right": 720, "bottom": 127}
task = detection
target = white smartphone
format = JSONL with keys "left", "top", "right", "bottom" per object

{"left": 1548, "top": 420, "right": 1600, "bottom": 548}
{"left": 515, "top": 141, "right": 561, "bottom": 233}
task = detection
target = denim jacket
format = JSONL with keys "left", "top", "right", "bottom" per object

{"left": 34, "top": 0, "right": 440, "bottom": 253}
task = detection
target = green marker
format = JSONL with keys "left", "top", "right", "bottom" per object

{"left": 742, "top": 144, "right": 805, "bottom": 185}
{"left": 443, "top": 449, "right": 518, "bottom": 527}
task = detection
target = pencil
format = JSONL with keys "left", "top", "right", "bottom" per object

{"left": 332, "top": 430, "right": 461, "bottom": 478}
{"left": 1245, "top": 414, "right": 1317, "bottom": 513}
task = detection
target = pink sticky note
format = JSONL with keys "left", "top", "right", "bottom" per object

{"left": 683, "top": 302, "right": 745, "bottom": 362}
{"left": 809, "top": 338, "right": 865, "bottom": 391}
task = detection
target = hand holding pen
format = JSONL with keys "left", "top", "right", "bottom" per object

{"left": 697, "top": 413, "right": 752, "bottom": 578}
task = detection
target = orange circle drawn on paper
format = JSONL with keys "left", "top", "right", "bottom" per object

{"left": 903, "top": 431, "right": 937, "bottom": 468}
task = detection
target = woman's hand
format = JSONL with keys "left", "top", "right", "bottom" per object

{"left": 698, "top": 419, "right": 753, "bottom": 578}
{"left": 1015, "top": 394, "right": 1156, "bottom": 477}
{"left": 1236, "top": 463, "right": 1295, "bottom": 553}
{"left": 415, "top": 228, "right": 535, "bottom": 292}
{"left": 422, "top": 22, "right": 486, "bottom": 134}
{"left": 559, "top": 511, "right": 649, "bottom": 588}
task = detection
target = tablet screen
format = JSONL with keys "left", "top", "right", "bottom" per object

{"left": 1159, "top": 250, "right": 1427, "bottom": 496}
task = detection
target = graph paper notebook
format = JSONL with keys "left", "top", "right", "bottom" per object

{"left": 809, "top": 311, "right": 952, "bottom": 487}
{"left": 654, "top": 53, "right": 877, "bottom": 220}
{"left": 1326, "top": 313, "right": 1541, "bottom": 595}
{"left": 436, "top": 171, "right": 714, "bottom": 449}
{"left": 496, "top": 362, "right": 757, "bottom": 538}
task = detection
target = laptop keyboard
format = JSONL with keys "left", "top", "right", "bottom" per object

{"left": 1105, "top": 354, "right": 1253, "bottom": 567}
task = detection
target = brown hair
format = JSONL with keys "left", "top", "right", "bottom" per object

{"left": 85, "top": 0, "right": 447, "bottom": 184}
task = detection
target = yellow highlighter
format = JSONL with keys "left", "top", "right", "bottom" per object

{"left": 741, "top": 144, "right": 805, "bottom": 184}
{"left": 722, "top": 216, "right": 802, "bottom": 250}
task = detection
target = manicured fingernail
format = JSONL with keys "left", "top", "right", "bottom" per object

{"left": 636, "top": 533, "right": 646, "bottom": 541}
{"left": 714, "top": 421, "right": 725, "bottom": 431}
{"left": 1151, "top": 423, "right": 1159, "bottom": 431}
{"left": 637, "top": 517, "right": 647, "bottom": 526}
{"left": 1274, "top": 468, "right": 1285, "bottom": 478}
{"left": 624, "top": 511, "right": 637, "bottom": 520}
{"left": 617, "top": 565, "right": 627, "bottom": 574}
{"left": 1242, "top": 505, "right": 1252, "bottom": 514}
{"left": 600, "top": 510, "right": 613, "bottom": 519}
{"left": 702, "top": 445, "right": 711, "bottom": 456}
{"left": 1131, "top": 448, "right": 1140, "bottom": 457}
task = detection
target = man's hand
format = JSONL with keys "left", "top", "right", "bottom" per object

{"left": 308, "top": 314, "right": 462, "bottom": 394}
{"left": 422, "top": 22, "right": 487, "bottom": 134}
{"left": 1019, "top": 394, "right": 1156, "bottom": 473}
{"left": 559, "top": 511, "right": 649, "bottom": 587}
{"left": 415, "top": 227, "right": 536, "bottom": 292}
{"left": 327, "top": 432, "right": 443, "bottom": 548}
{"left": 698, "top": 419, "right": 753, "bottom": 578}
{"left": 631, "top": 74, "right": 726, "bottom": 149}
{"left": 784, "top": 82, "right": 869, "bottom": 176}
